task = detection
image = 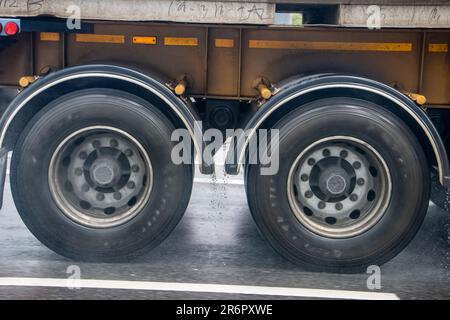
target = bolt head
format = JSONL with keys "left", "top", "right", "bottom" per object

{"left": 125, "top": 149, "right": 133, "bottom": 157}
{"left": 350, "top": 194, "right": 358, "bottom": 202}
{"left": 113, "top": 192, "right": 122, "bottom": 200}
{"left": 340, "top": 150, "right": 348, "bottom": 158}
{"left": 74, "top": 168, "right": 83, "bottom": 176}
{"left": 127, "top": 181, "right": 136, "bottom": 189}
{"left": 301, "top": 174, "right": 309, "bottom": 182}
{"left": 79, "top": 151, "right": 87, "bottom": 160}
{"left": 318, "top": 202, "right": 326, "bottom": 209}
{"left": 305, "top": 191, "right": 313, "bottom": 198}
{"left": 307, "top": 158, "right": 316, "bottom": 166}
{"left": 353, "top": 161, "right": 361, "bottom": 169}
{"left": 323, "top": 149, "right": 331, "bottom": 157}
{"left": 110, "top": 139, "right": 119, "bottom": 148}
{"left": 357, "top": 178, "right": 365, "bottom": 186}
{"left": 96, "top": 193, "right": 105, "bottom": 201}
{"left": 131, "top": 165, "right": 140, "bottom": 172}
{"left": 335, "top": 203, "right": 343, "bottom": 210}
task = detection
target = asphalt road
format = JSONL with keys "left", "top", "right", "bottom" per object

{"left": 0, "top": 169, "right": 449, "bottom": 300}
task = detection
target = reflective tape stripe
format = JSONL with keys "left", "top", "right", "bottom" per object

{"left": 76, "top": 34, "right": 125, "bottom": 44}
{"left": 429, "top": 43, "right": 448, "bottom": 53}
{"left": 215, "top": 39, "right": 234, "bottom": 48}
{"left": 249, "top": 40, "right": 412, "bottom": 52}
{"left": 164, "top": 37, "right": 198, "bottom": 46}
{"left": 40, "top": 32, "right": 60, "bottom": 42}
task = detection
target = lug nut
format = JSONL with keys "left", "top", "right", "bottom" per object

{"left": 340, "top": 150, "right": 348, "bottom": 158}
{"left": 127, "top": 181, "right": 135, "bottom": 189}
{"left": 92, "top": 140, "right": 101, "bottom": 149}
{"left": 323, "top": 149, "right": 331, "bottom": 157}
{"left": 335, "top": 203, "right": 343, "bottom": 211}
{"left": 110, "top": 139, "right": 119, "bottom": 148}
{"left": 353, "top": 161, "right": 361, "bottom": 169}
{"left": 301, "top": 174, "right": 309, "bottom": 182}
{"left": 74, "top": 168, "right": 83, "bottom": 176}
{"left": 96, "top": 193, "right": 105, "bottom": 201}
{"left": 131, "top": 165, "right": 140, "bottom": 172}
{"left": 357, "top": 178, "right": 365, "bottom": 186}
{"left": 318, "top": 201, "right": 326, "bottom": 209}
{"left": 113, "top": 192, "right": 122, "bottom": 200}
{"left": 81, "top": 184, "right": 90, "bottom": 192}
{"left": 305, "top": 191, "right": 314, "bottom": 198}
{"left": 350, "top": 194, "right": 358, "bottom": 202}
{"left": 307, "top": 158, "right": 316, "bottom": 166}
{"left": 79, "top": 151, "right": 87, "bottom": 160}
{"left": 125, "top": 149, "right": 133, "bottom": 157}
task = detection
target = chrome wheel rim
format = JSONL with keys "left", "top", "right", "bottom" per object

{"left": 49, "top": 126, "right": 153, "bottom": 228}
{"left": 287, "top": 136, "right": 392, "bottom": 238}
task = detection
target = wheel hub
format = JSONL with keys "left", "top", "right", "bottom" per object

{"left": 49, "top": 126, "right": 153, "bottom": 228}
{"left": 308, "top": 157, "right": 356, "bottom": 203}
{"left": 288, "top": 136, "right": 392, "bottom": 238}
{"left": 90, "top": 157, "right": 120, "bottom": 186}
{"left": 326, "top": 174, "right": 347, "bottom": 195}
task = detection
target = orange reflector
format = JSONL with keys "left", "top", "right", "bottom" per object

{"left": 133, "top": 36, "right": 157, "bottom": 45}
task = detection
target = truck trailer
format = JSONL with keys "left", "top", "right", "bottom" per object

{"left": 0, "top": 0, "right": 449, "bottom": 272}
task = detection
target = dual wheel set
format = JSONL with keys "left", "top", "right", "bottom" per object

{"left": 11, "top": 89, "right": 430, "bottom": 272}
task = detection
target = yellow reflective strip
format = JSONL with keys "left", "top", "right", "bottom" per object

{"left": 133, "top": 36, "right": 157, "bottom": 45}
{"left": 76, "top": 34, "right": 125, "bottom": 44}
{"left": 429, "top": 43, "right": 448, "bottom": 53}
{"left": 249, "top": 40, "right": 412, "bottom": 52}
{"left": 164, "top": 37, "right": 198, "bottom": 46}
{"left": 40, "top": 32, "right": 60, "bottom": 42}
{"left": 215, "top": 39, "right": 234, "bottom": 48}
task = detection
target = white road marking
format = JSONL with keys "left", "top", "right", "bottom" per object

{"left": 0, "top": 277, "right": 399, "bottom": 300}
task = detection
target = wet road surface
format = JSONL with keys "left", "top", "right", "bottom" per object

{"left": 0, "top": 171, "right": 449, "bottom": 300}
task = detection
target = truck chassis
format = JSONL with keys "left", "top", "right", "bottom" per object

{"left": 0, "top": 7, "right": 449, "bottom": 272}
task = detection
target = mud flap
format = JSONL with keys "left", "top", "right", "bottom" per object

{"left": 0, "top": 148, "right": 7, "bottom": 210}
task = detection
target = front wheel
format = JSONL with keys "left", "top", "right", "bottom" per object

{"left": 11, "top": 89, "right": 193, "bottom": 261}
{"left": 246, "top": 98, "right": 430, "bottom": 273}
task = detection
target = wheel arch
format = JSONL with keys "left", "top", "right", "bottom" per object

{"left": 225, "top": 74, "right": 450, "bottom": 187}
{"left": 0, "top": 64, "right": 211, "bottom": 171}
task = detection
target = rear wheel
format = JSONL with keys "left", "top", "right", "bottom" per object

{"left": 11, "top": 89, "right": 193, "bottom": 261}
{"left": 246, "top": 98, "right": 430, "bottom": 272}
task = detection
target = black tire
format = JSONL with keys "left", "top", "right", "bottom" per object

{"left": 245, "top": 98, "right": 430, "bottom": 273}
{"left": 11, "top": 88, "right": 193, "bottom": 261}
